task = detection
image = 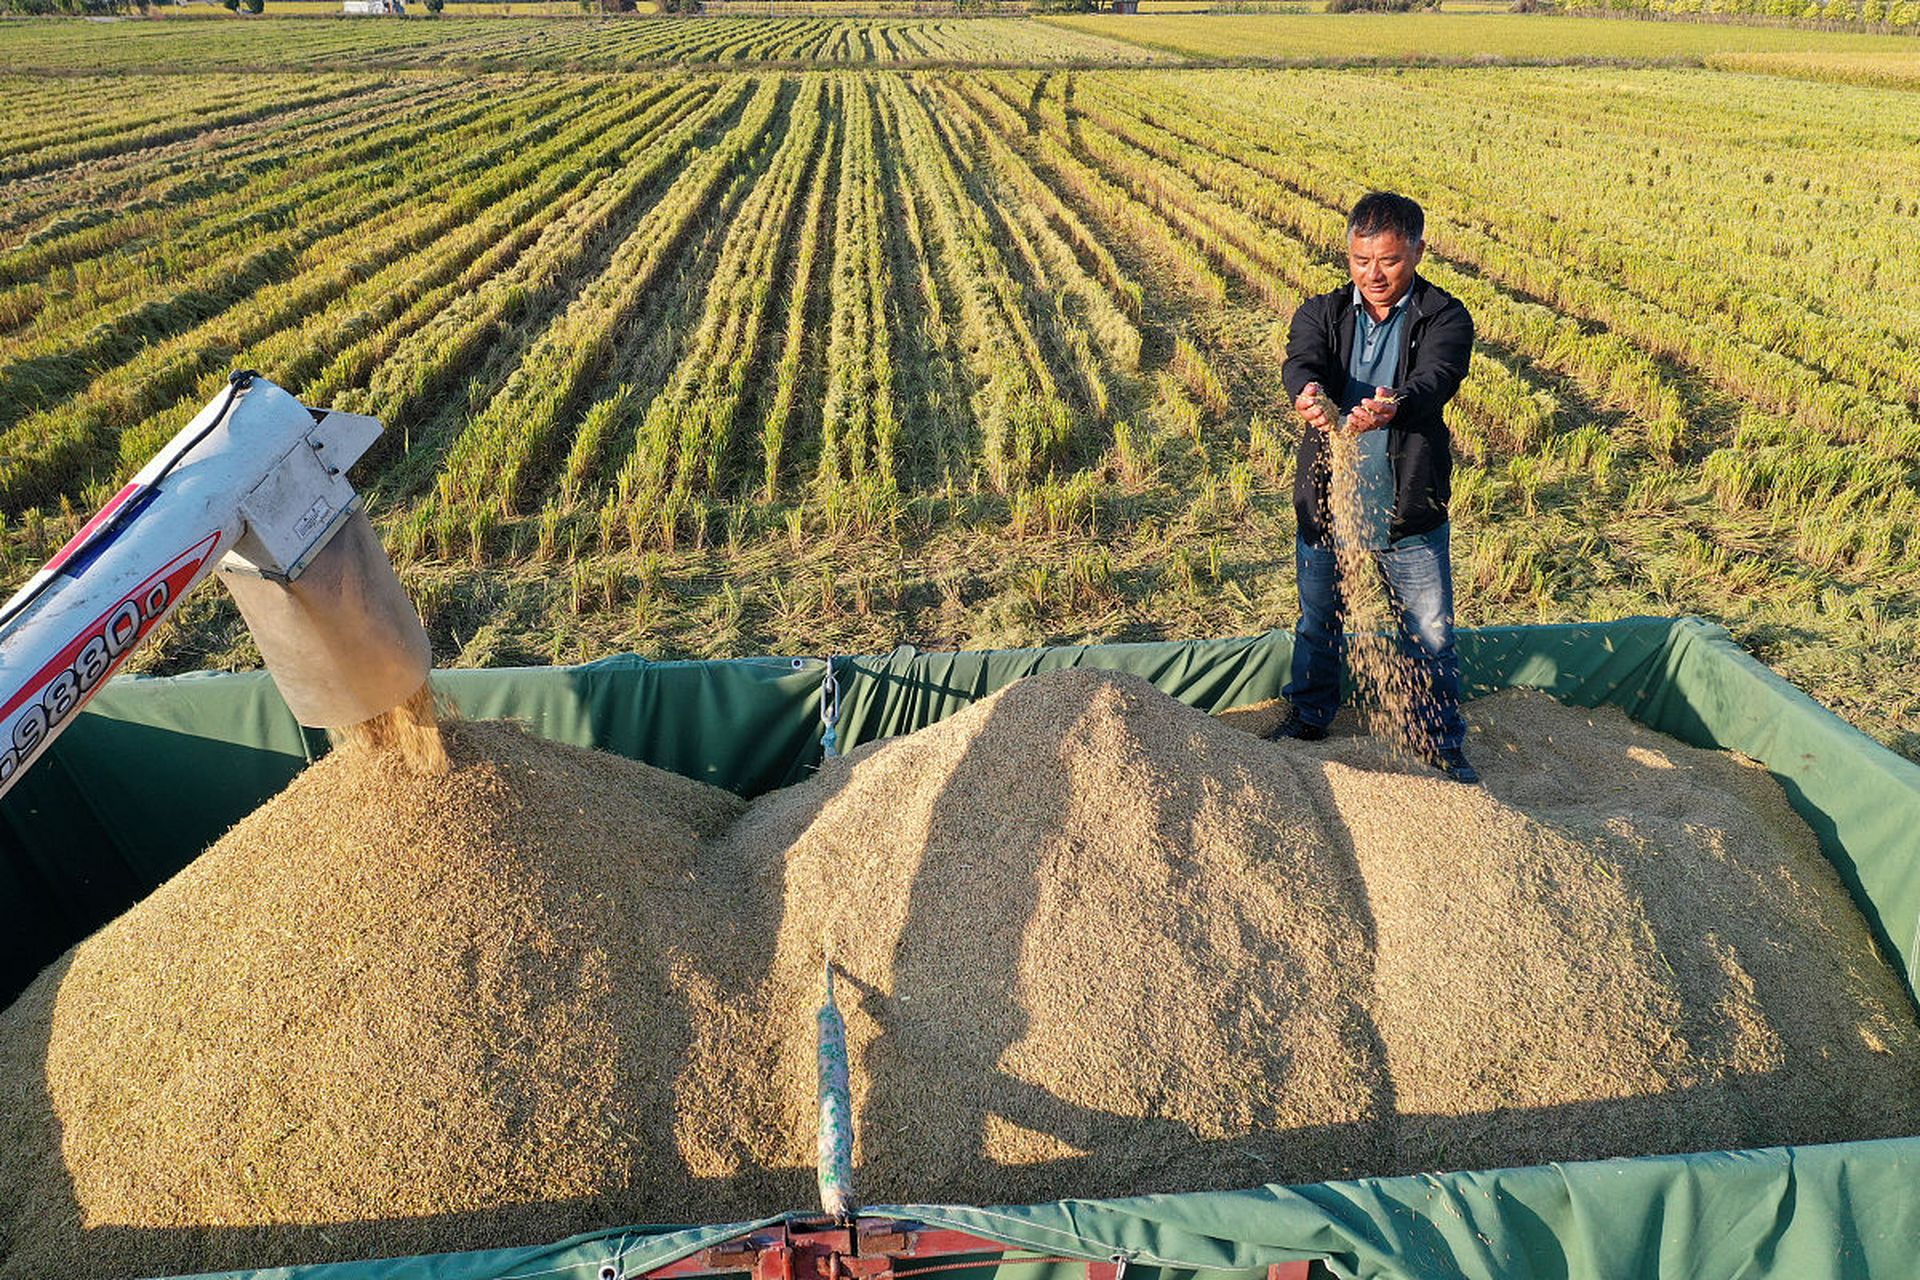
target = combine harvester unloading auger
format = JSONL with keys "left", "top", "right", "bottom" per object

{"left": 0, "top": 371, "right": 438, "bottom": 799}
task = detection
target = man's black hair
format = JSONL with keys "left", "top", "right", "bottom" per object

{"left": 1347, "top": 192, "right": 1424, "bottom": 245}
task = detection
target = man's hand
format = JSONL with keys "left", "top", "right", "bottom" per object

{"left": 1295, "top": 381, "right": 1337, "bottom": 433}
{"left": 1347, "top": 387, "right": 1400, "bottom": 434}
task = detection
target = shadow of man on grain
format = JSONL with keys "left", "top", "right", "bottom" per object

{"left": 847, "top": 686, "right": 1063, "bottom": 1207}
{"left": 847, "top": 682, "right": 1401, "bottom": 1207}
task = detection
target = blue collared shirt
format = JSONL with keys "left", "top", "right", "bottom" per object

{"left": 1342, "top": 285, "right": 1411, "bottom": 551}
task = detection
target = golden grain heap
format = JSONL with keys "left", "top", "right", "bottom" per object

{"left": 0, "top": 718, "right": 747, "bottom": 1277}
{"left": 3, "top": 671, "right": 1919, "bottom": 1278}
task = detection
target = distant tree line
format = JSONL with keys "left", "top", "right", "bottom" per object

{"left": 1561, "top": 0, "right": 1916, "bottom": 27}
{"left": 0, "top": 0, "right": 278, "bottom": 12}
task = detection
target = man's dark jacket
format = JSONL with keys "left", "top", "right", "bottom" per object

{"left": 1281, "top": 274, "right": 1474, "bottom": 548}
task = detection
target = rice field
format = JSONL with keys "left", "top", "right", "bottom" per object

{"left": 1044, "top": 11, "right": 1920, "bottom": 59}
{"left": 157, "top": 0, "right": 601, "bottom": 13}
{"left": 1703, "top": 47, "right": 1920, "bottom": 87}
{"left": 0, "top": 15, "right": 1172, "bottom": 70}
{"left": 0, "top": 18, "right": 1916, "bottom": 758}
{"left": 4, "top": 11, "right": 1915, "bottom": 72}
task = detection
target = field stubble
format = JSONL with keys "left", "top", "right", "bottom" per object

{"left": 0, "top": 41, "right": 1916, "bottom": 758}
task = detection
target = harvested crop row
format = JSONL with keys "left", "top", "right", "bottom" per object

{"left": 428, "top": 78, "right": 782, "bottom": 525}
{"left": 887, "top": 78, "right": 1078, "bottom": 496}
{"left": 605, "top": 77, "right": 829, "bottom": 547}
{"left": 0, "top": 78, "right": 666, "bottom": 508}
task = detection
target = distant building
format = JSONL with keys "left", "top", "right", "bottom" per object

{"left": 342, "top": 0, "right": 406, "bottom": 12}
{"left": 1110, "top": 0, "right": 1139, "bottom": 10}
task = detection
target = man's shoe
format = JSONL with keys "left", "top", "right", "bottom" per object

{"left": 1428, "top": 746, "right": 1480, "bottom": 786}
{"left": 1266, "top": 706, "right": 1328, "bottom": 743}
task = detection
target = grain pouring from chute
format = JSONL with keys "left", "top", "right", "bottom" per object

{"left": 0, "top": 374, "right": 447, "bottom": 795}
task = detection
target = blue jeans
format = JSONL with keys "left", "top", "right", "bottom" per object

{"left": 1282, "top": 525, "right": 1467, "bottom": 752}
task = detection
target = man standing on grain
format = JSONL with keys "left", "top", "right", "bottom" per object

{"left": 1268, "top": 192, "right": 1479, "bottom": 785}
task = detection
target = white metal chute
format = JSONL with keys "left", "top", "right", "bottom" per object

{"left": 0, "top": 373, "right": 431, "bottom": 799}
{"left": 219, "top": 506, "right": 431, "bottom": 730}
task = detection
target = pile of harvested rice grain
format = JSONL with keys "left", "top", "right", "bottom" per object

{"left": 0, "top": 721, "right": 745, "bottom": 1277}
{"left": 3, "top": 670, "right": 1918, "bottom": 1278}
{"left": 692, "top": 674, "right": 1920, "bottom": 1200}
{"left": 1314, "top": 694, "right": 1919, "bottom": 1169}
{"left": 677, "top": 668, "right": 1392, "bottom": 1205}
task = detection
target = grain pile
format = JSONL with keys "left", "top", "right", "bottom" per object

{"left": 690, "top": 674, "right": 1920, "bottom": 1202}
{"left": 677, "top": 669, "right": 1391, "bottom": 1205}
{"left": 1262, "top": 691, "right": 1920, "bottom": 1169}
{"left": 0, "top": 720, "right": 746, "bottom": 1277}
{"left": 4, "top": 671, "right": 1920, "bottom": 1277}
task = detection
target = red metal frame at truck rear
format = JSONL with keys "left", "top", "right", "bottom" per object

{"left": 634, "top": 1217, "right": 1311, "bottom": 1280}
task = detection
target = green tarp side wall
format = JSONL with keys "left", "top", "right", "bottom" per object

{"left": 826, "top": 616, "right": 1689, "bottom": 747}
{"left": 427, "top": 654, "right": 827, "bottom": 795}
{"left": 181, "top": 1219, "right": 787, "bottom": 1280}
{"left": 158, "top": 1136, "right": 1920, "bottom": 1280}
{"left": 878, "top": 1134, "right": 1920, "bottom": 1279}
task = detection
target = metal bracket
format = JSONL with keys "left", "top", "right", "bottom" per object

{"left": 646, "top": 1218, "right": 1095, "bottom": 1280}
{"left": 637, "top": 1218, "right": 1316, "bottom": 1280}
{"left": 220, "top": 405, "right": 381, "bottom": 583}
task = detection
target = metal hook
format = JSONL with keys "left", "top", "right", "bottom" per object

{"left": 819, "top": 656, "right": 842, "bottom": 758}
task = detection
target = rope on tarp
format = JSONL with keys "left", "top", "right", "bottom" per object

{"left": 819, "top": 655, "right": 841, "bottom": 759}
